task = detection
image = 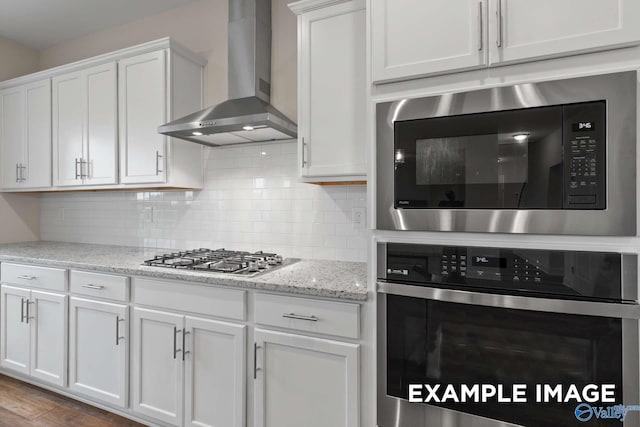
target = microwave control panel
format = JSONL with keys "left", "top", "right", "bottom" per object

{"left": 383, "top": 243, "right": 624, "bottom": 302}
{"left": 563, "top": 101, "right": 606, "bottom": 209}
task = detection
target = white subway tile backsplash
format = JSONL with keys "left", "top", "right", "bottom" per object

{"left": 40, "top": 141, "right": 368, "bottom": 262}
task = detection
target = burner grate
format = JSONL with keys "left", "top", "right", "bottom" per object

{"left": 143, "top": 248, "right": 285, "bottom": 276}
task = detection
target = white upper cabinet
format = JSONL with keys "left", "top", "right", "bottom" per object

{"left": 53, "top": 64, "right": 116, "bottom": 187}
{"left": 0, "top": 87, "right": 25, "bottom": 189}
{"left": 371, "top": 0, "right": 640, "bottom": 83}
{"left": 119, "top": 51, "right": 167, "bottom": 184}
{"left": 0, "top": 38, "right": 205, "bottom": 192}
{"left": 371, "top": 0, "right": 486, "bottom": 83}
{"left": 119, "top": 48, "right": 204, "bottom": 188}
{"left": 291, "top": 0, "right": 367, "bottom": 182}
{"left": 85, "top": 62, "right": 118, "bottom": 185}
{"left": 52, "top": 71, "right": 84, "bottom": 187}
{"left": 0, "top": 79, "right": 51, "bottom": 189}
{"left": 488, "top": 0, "right": 640, "bottom": 65}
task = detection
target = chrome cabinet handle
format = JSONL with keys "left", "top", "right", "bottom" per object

{"left": 20, "top": 298, "right": 25, "bottom": 323}
{"left": 155, "top": 151, "right": 163, "bottom": 175}
{"left": 478, "top": 2, "right": 483, "bottom": 51}
{"left": 25, "top": 300, "right": 34, "bottom": 324}
{"left": 282, "top": 313, "right": 318, "bottom": 322}
{"left": 182, "top": 328, "right": 190, "bottom": 361}
{"left": 173, "top": 326, "right": 182, "bottom": 359}
{"left": 79, "top": 159, "right": 88, "bottom": 179}
{"left": 253, "top": 342, "right": 260, "bottom": 379}
{"left": 301, "top": 137, "right": 307, "bottom": 167}
{"left": 75, "top": 158, "right": 80, "bottom": 180}
{"left": 496, "top": 0, "right": 503, "bottom": 47}
{"left": 15, "top": 164, "right": 19, "bottom": 183}
{"left": 81, "top": 284, "right": 104, "bottom": 290}
{"left": 115, "top": 316, "right": 125, "bottom": 346}
{"left": 17, "top": 275, "right": 36, "bottom": 280}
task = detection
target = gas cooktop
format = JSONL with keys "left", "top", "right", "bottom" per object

{"left": 143, "top": 248, "right": 293, "bottom": 277}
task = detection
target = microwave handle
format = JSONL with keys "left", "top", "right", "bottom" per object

{"left": 377, "top": 281, "right": 640, "bottom": 319}
{"left": 496, "top": 0, "right": 503, "bottom": 48}
{"left": 477, "top": 2, "right": 483, "bottom": 51}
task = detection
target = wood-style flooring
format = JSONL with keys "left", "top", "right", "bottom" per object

{"left": 0, "top": 374, "right": 146, "bottom": 426}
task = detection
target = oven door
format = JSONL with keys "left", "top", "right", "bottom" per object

{"left": 377, "top": 282, "right": 640, "bottom": 427}
{"left": 376, "top": 71, "right": 637, "bottom": 235}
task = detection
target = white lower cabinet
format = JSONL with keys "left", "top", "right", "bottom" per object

{"left": 0, "top": 285, "right": 67, "bottom": 387}
{"left": 132, "top": 307, "right": 246, "bottom": 427}
{"left": 69, "top": 297, "right": 128, "bottom": 407}
{"left": 254, "top": 328, "right": 360, "bottom": 427}
{"left": 0, "top": 286, "right": 30, "bottom": 375}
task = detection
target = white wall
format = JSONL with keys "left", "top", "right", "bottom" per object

{"left": 41, "top": 141, "right": 367, "bottom": 261}
{"left": 0, "top": 36, "right": 40, "bottom": 243}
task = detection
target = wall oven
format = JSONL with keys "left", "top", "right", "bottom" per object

{"left": 376, "top": 71, "right": 637, "bottom": 235}
{"left": 377, "top": 243, "right": 640, "bottom": 427}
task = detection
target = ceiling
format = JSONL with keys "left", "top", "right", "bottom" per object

{"left": 0, "top": 0, "right": 200, "bottom": 50}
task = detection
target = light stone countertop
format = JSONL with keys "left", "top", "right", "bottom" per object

{"left": 0, "top": 241, "right": 368, "bottom": 301}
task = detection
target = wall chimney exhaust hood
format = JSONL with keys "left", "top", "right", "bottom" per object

{"left": 158, "top": 0, "right": 297, "bottom": 146}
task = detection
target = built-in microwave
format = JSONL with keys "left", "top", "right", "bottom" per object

{"left": 376, "top": 71, "right": 638, "bottom": 235}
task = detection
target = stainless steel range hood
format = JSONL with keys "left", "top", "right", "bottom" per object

{"left": 158, "top": 0, "right": 297, "bottom": 146}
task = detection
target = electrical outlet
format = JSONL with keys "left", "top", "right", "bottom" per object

{"left": 352, "top": 207, "right": 365, "bottom": 229}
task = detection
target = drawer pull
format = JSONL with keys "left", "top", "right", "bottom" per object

{"left": 81, "top": 284, "right": 104, "bottom": 290}
{"left": 282, "top": 313, "right": 318, "bottom": 322}
{"left": 17, "top": 275, "right": 36, "bottom": 280}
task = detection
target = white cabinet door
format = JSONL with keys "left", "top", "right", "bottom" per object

{"left": 23, "top": 79, "right": 52, "bottom": 189}
{"left": 371, "top": 0, "right": 486, "bottom": 83}
{"left": 85, "top": 62, "right": 118, "bottom": 185}
{"left": 254, "top": 329, "right": 360, "bottom": 427}
{"left": 0, "top": 285, "right": 30, "bottom": 375}
{"left": 53, "top": 71, "right": 84, "bottom": 187}
{"left": 119, "top": 51, "right": 167, "bottom": 184}
{"left": 69, "top": 298, "right": 128, "bottom": 407}
{"left": 132, "top": 307, "right": 183, "bottom": 426}
{"left": 298, "top": 1, "right": 367, "bottom": 180}
{"left": 0, "top": 87, "right": 25, "bottom": 189}
{"left": 184, "top": 317, "right": 245, "bottom": 427}
{"left": 29, "top": 290, "right": 67, "bottom": 387}
{"left": 488, "top": 0, "right": 640, "bottom": 66}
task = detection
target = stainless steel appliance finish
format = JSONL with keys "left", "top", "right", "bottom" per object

{"left": 376, "top": 242, "right": 640, "bottom": 427}
{"left": 143, "top": 248, "right": 293, "bottom": 277}
{"left": 158, "top": 0, "right": 297, "bottom": 146}
{"left": 376, "top": 71, "right": 638, "bottom": 235}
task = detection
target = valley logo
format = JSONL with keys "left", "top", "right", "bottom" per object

{"left": 574, "top": 403, "right": 640, "bottom": 423}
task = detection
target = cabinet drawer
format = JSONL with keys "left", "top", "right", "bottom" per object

{"left": 255, "top": 293, "right": 360, "bottom": 339}
{"left": 70, "top": 270, "right": 129, "bottom": 302}
{"left": 1, "top": 263, "right": 66, "bottom": 292}
{"left": 133, "top": 278, "right": 246, "bottom": 321}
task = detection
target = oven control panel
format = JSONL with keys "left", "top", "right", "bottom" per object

{"left": 383, "top": 243, "right": 625, "bottom": 302}
{"left": 563, "top": 101, "right": 606, "bottom": 209}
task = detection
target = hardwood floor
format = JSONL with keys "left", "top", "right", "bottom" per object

{"left": 0, "top": 374, "right": 146, "bottom": 426}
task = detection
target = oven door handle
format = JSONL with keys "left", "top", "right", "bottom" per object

{"left": 377, "top": 281, "right": 640, "bottom": 319}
